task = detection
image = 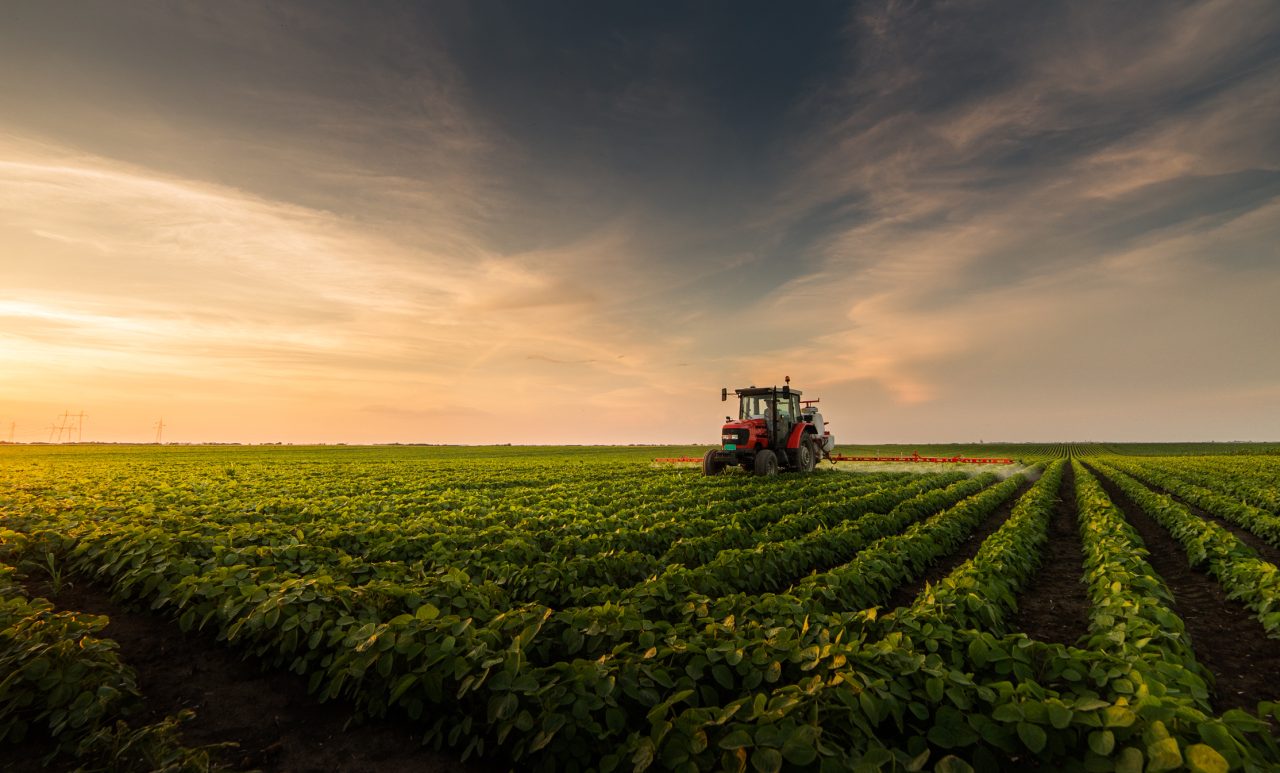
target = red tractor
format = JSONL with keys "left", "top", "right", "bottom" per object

{"left": 702, "top": 377, "right": 834, "bottom": 476}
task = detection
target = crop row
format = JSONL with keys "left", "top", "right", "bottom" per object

{"left": 5, "top": 450, "right": 1280, "bottom": 771}
{"left": 1089, "top": 463, "right": 1280, "bottom": 638}
{"left": 1103, "top": 458, "right": 1280, "bottom": 547}
{"left": 566, "top": 474, "right": 977, "bottom": 610}
{"left": 1122, "top": 458, "right": 1280, "bottom": 515}
{"left": 0, "top": 529, "right": 217, "bottom": 771}
{"left": 1, "top": 471, "right": 1014, "bottom": 769}
{"left": 539, "top": 474, "right": 1014, "bottom": 666}
{"left": 619, "top": 462, "right": 1275, "bottom": 771}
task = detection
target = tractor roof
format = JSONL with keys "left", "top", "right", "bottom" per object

{"left": 734, "top": 386, "right": 802, "bottom": 397}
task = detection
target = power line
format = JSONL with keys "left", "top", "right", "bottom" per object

{"left": 45, "top": 410, "right": 87, "bottom": 443}
{"left": 154, "top": 418, "right": 166, "bottom": 444}
{"left": 50, "top": 410, "right": 71, "bottom": 443}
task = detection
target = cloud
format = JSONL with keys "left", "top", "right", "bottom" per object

{"left": 0, "top": 133, "right": 718, "bottom": 442}
{"left": 526, "top": 355, "right": 597, "bottom": 365}
{"left": 728, "top": 1, "right": 1277, "bottom": 429}
{"left": 1, "top": 2, "right": 1277, "bottom": 442}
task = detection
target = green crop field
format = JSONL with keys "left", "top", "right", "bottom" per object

{"left": 2, "top": 444, "right": 1280, "bottom": 772}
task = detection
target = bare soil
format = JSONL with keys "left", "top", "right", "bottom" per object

{"left": 1007, "top": 464, "right": 1092, "bottom": 645}
{"left": 884, "top": 478, "right": 1035, "bottom": 610}
{"left": 1090, "top": 467, "right": 1280, "bottom": 713}
{"left": 7, "top": 578, "right": 499, "bottom": 773}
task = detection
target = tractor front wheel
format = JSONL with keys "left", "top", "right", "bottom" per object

{"left": 795, "top": 439, "right": 816, "bottom": 473}
{"left": 753, "top": 449, "right": 779, "bottom": 476}
{"left": 702, "top": 449, "right": 726, "bottom": 476}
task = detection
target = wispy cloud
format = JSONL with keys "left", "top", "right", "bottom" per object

{"left": 0, "top": 2, "right": 1277, "bottom": 442}
{"left": 735, "top": 0, "right": 1280, "bottom": 440}
{"left": 0, "top": 132, "right": 710, "bottom": 441}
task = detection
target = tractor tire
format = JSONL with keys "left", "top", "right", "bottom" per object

{"left": 795, "top": 438, "right": 816, "bottom": 473}
{"left": 702, "top": 448, "right": 726, "bottom": 476}
{"left": 753, "top": 449, "right": 779, "bottom": 477}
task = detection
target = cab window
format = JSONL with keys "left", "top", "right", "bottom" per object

{"left": 740, "top": 396, "right": 769, "bottom": 419}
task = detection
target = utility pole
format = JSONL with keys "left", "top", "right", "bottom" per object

{"left": 154, "top": 418, "right": 166, "bottom": 444}
{"left": 50, "top": 411, "right": 71, "bottom": 443}
{"left": 74, "top": 411, "right": 86, "bottom": 442}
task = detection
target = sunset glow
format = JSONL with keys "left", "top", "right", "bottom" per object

{"left": 2, "top": 2, "right": 1278, "bottom": 443}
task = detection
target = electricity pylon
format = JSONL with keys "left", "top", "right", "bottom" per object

{"left": 49, "top": 411, "right": 72, "bottom": 442}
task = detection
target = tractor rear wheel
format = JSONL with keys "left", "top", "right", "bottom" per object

{"left": 753, "top": 449, "right": 779, "bottom": 476}
{"left": 795, "top": 439, "right": 816, "bottom": 473}
{"left": 702, "top": 448, "right": 726, "bottom": 476}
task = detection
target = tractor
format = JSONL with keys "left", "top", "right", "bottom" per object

{"left": 701, "top": 377, "right": 835, "bottom": 476}
{"left": 651, "top": 379, "right": 1016, "bottom": 473}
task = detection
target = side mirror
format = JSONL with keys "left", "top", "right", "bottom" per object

{"left": 720, "top": 388, "right": 728, "bottom": 402}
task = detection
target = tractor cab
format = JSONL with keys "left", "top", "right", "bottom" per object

{"left": 703, "top": 378, "right": 833, "bottom": 476}
{"left": 727, "top": 388, "right": 799, "bottom": 449}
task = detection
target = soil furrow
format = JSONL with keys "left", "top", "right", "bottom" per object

{"left": 17, "top": 578, "right": 488, "bottom": 773}
{"left": 1090, "top": 469, "right": 1280, "bottom": 713}
{"left": 1134, "top": 477, "right": 1280, "bottom": 565}
{"left": 1006, "top": 463, "right": 1091, "bottom": 645}
{"left": 884, "top": 478, "right": 1035, "bottom": 611}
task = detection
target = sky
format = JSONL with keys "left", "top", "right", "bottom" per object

{"left": 2, "top": 0, "right": 1279, "bottom": 444}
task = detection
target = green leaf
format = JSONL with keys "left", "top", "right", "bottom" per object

{"left": 1146, "top": 737, "right": 1182, "bottom": 772}
{"left": 1016, "top": 722, "right": 1047, "bottom": 754}
{"left": 967, "top": 637, "right": 989, "bottom": 667}
{"left": 780, "top": 726, "right": 819, "bottom": 765}
{"left": 991, "top": 703, "right": 1022, "bottom": 723}
{"left": 928, "top": 707, "right": 979, "bottom": 749}
{"left": 858, "top": 690, "right": 882, "bottom": 724}
{"left": 389, "top": 674, "right": 417, "bottom": 703}
{"left": 1045, "top": 702, "right": 1072, "bottom": 730}
{"left": 487, "top": 693, "right": 518, "bottom": 722}
{"left": 719, "top": 730, "right": 753, "bottom": 750}
{"left": 934, "top": 755, "right": 975, "bottom": 773}
{"left": 905, "top": 749, "right": 930, "bottom": 772}
{"left": 1115, "top": 747, "right": 1144, "bottom": 773}
{"left": 1185, "top": 744, "right": 1228, "bottom": 773}
{"left": 1088, "top": 729, "right": 1115, "bottom": 757}
{"left": 1074, "top": 698, "right": 1111, "bottom": 711}
{"left": 750, "top": 748, "right": 783, "bottom": 773}
{"left": 631, "top": 738, "right": 656, "bottom": 772}
{"left": 1103, "top": 706, "right": 1136, "bottom": 728}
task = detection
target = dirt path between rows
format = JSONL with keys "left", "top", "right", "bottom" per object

{"left": 1132, "top": 478, "right": 1280, "bottom": 566}
{"left": 13, "top": 578, "right": 498, "bottom": 773}
{"left": 1006, "top": 464, "right": 1092, "bottom": 645}
{"left": 884, "top": 479, "right": 1035, "bottom": 611}
{"left": 1090, "top": 468, "right": 1280, "bottom": 713}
